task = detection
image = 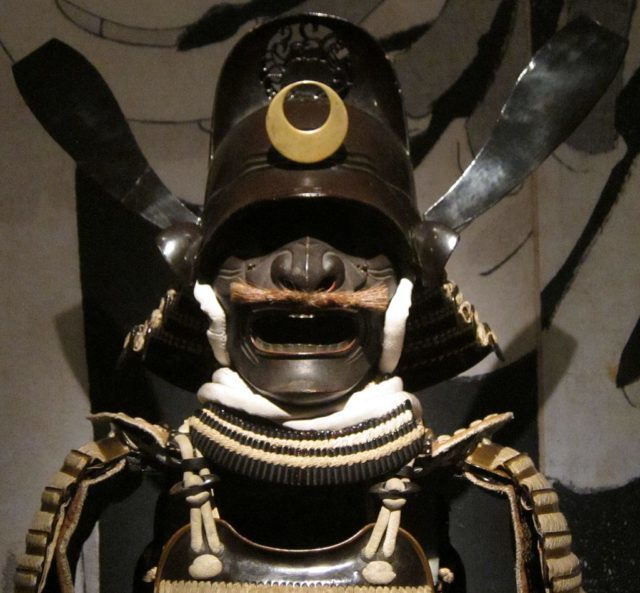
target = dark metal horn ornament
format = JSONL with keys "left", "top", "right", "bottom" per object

{"left": 425, "top": 17, "right": 628, "bottom": 231}
{"left": 12, "top": 39, "right": 199, "bottom": 231}
{"left": 12, "top": 38, "right": 204, "bottom": 283}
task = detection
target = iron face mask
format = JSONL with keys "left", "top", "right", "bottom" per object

{"left": 193, "top": 193, "right": 419, "bottom": 411}
{"left": 211, "top": 236, "right": 397, "bottom": 406}
{"left": 187, "top": 16, "right": 426, "bottom": 412}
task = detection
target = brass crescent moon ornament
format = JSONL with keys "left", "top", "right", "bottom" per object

{"left": 265, "top": 80, "right": 349, "bottom": 164}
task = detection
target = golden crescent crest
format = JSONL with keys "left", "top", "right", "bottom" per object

{"left": 265, "top": 80, "right": 349, "bottom": 164}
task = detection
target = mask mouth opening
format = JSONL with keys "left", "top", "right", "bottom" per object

{"left": 248, "top": 308, "right": 359, "bottom": 358}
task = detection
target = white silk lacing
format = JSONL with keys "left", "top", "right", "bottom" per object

{"left": 187, "top": 370, "right": 423, "bottom": 584}
{"left": 175, "top": 420, "right": 416, "bottom": 585}
{"left": 174, "top": 427, "right": 224, "bottom": 580}
{"left": 197, "top": 368, "right": 422, "bottom": 431}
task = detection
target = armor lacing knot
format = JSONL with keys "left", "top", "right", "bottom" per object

{"left": 361, "top": 469, "right": 418, "bottom": 585}
{"left": 173, "top": 424, "right": 224, "bottom": 580}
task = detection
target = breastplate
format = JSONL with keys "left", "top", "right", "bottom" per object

{"left": 155, "top": 520, "right": 434, "bottom": 592}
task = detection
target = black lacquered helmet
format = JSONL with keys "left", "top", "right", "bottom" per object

{"left": 197, "top": 13, "right": 423, "bottom": 279}
{"left": 194, "top": 13, "right": 496, "bottom": 388}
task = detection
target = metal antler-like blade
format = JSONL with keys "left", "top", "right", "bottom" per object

{"left": 425, "top": 17, "right": 627, "bottom": 231}
{"left": 12, "top": 39, "right": 199, "bottom": 230}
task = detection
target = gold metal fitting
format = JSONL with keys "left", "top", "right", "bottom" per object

{"left": 265, "top": 80, "right": 348, "bottom": 164}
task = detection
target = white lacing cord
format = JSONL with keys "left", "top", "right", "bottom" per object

{"left": 361, "top": 476, "right": 410, "bottom": 585}
{"left": 174, "top": 424, "right": 223, "bottom": 580}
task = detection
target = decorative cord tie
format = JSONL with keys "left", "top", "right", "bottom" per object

{"left": 169, "top": 474, "right": 219, "bottom": 500}
{"left": 361, "top": 474, "right": 418, "bottom": 585}
{"left": 173, "top": 426, "right": 223, "bottom": 580}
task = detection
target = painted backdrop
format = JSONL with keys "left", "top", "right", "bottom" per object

{"left": 1, "top": 1, "right": 638, "bottom": 592}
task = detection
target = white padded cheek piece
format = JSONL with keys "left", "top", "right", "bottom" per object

{"left": 194, "top": 282, "right": 230, "bottom": 367}
{"left": 379, "top": 278, "right": 413, "bottom": 374}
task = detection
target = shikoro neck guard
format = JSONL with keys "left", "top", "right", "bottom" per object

{"left": 189, "top": 403, "right": 427, "bottom": 486}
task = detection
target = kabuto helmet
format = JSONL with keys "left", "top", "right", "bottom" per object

{"left": 192, "top": 14, "right": 497, "bottom": 389}
{"left": 198, "top": 14, "right": 427, "bottom": 279}
{"left": 10, "top": 13, "right": 624, "bottom": 402}
{"left": 18, "top": 12, "right": 613, "bottom": 393}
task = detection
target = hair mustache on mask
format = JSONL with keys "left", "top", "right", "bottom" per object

{"left": 229, "top": 280, "right": 389, "bottom": 312}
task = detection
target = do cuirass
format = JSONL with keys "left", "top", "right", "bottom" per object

{"left": 155, "top": 520, "right": 434, "bottom": 592}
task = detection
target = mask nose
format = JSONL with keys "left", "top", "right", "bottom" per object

{"left": 271, "top": 237, "right": 345, "bottom": 291}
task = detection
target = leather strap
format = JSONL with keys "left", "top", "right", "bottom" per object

{"left": 465, "top": 441, "right": 584, "bottom": 593}
{"left": 15, "top": 437, "right": 130, "bottom": 593}
{"left": 89, "top": 412, "right": 171, "bottom": 449}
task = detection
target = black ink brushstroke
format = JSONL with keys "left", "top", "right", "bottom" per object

{"left": 616, "top": 317, "right": 640, "bottom": 388}
{"left": 564, "top": 1, "right": 634, "bottom": 154}
{"left": 0, "top": 36, "right": 15, "bottom": 63}
{"left": 541, "top": 65, "right": 640, "bottom": 329}
{"left": 126, "top": 116, "right": 212, "bottom": 138}
{"left": 480, "top": 230, "right": 532, "bottom": 276}
{"left": 178, "top": 0, "right": 305, "bottom": 50}
{"left": 13, "top": 40, "right": 197, "bottom": 229}
{"left": 409, "top": 0, "right": 517, "bottom": 167}
{"left": 529, "top": 0, "right": 565, "bottom": 51}
{"left": 56, "top": 0, "right": 184, "bottom": 48}
{"left": 123, "top": 116, "right": 211, "bottom": 135}
{"left": 622, "top": 387, "right": 638, "bottom": 407}
{"left": 378, "top": 21, "right": 433, "bottom": 53}
{"left": 551, "top": 151, "right": 589, "bottom": 173}
{"left": 127, "top": 116, "right": 209, "bottom": 126}
{"left": 455, "top": 141, "right": 466, "bottom": 174}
